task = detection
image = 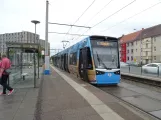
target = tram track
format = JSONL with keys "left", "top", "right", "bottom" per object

{"left": 98, "top": 82, "right": 161, "bottom": 120}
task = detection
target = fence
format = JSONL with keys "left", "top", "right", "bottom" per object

{"left": 121, "top": 66, "right": 161, "bottom": 78}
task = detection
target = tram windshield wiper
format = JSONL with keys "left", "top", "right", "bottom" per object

{"left": 107, "top": 45, "right": 117, "bottom": 69}
{"left": 96, "top": 51, "right": 111, "bottom": 70}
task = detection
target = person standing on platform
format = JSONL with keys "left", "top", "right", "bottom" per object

{"left": 0, "top": 54, "right": 14, "bottom": 95}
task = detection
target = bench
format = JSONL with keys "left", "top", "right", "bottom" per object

{"left": 22, "top": 73, "right": 28, "bottom": 80}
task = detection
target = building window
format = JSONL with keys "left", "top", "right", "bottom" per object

{"left": 141, "top": 48, "right": 143, "bottom": 52}
{"left": 154, "top": 37, "right": 156, "bottom": 42}
{"left": 154, "top": 56, "right": 156, "bottom": 60}
{"left": 131, "top": 42, "right": 133, "bottom": 46}
{"left": 127, "top": 50, "right": 129, "bottom": 53}
{"left": 127, "top": 57, "right": 129, "bottom": 60}
{"left": 146, "top": 43, "right": 148, "bottom": 48}
{"left": 131, "top": 49, "right": 133, "bottom": 53}
{"left": 136, "top": 49, "right": 137, "bottom": 52}
{"left": 131, "top": 56, "right": 133, "bottom": 61}
{"left": 127, "top": 43, "right": 129, "bottom": 46}
{"left": 146, "top": 51, "right": 148, "bottom": 56}
{"left": 154, "top": 47, "right": 156, "bottom": 51}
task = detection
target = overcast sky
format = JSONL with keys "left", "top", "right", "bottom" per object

{"left": 0, "top": 0, "right": 161, "bottom": 55}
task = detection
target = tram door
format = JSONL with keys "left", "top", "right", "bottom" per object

{"left": 79, "top": 48, "right": 89, "bottom": 81}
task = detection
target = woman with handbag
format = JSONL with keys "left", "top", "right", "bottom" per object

{"left": 0, "top": 54, "right": 14, "bottom": 95}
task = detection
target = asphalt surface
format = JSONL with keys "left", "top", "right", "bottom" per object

{"left": 99, "top": 80, "right": 161, "bottom": 119}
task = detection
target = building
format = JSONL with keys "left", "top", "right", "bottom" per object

{"left": 39, "top": 39, "right": 50, "bottom": 55}
{"left": 39, "top": 39, "right": 50, "bottom": 50}
{"left": 134, "top": 24, "right": 161, "bottom": 64}
{"left": 0, "top": 31, "right": 40, "bottom": 53}
{"left": 119, "top": 31, "right": 141, "bottom": 63}
{"left": 0, "top": 31, "right": 50, "bottom": 65}
{"left": 0, "top": 31, "right": 50, "bottom": 53}
{"left": 119, "top": 24, "right": 161, "bottom": 65}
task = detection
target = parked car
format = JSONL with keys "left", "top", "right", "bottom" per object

{"left": 142, "top": 63, "right": 161, "bottom": 74}
{"left": 120, "top": 62, "right": 129, "bottom": 67}
{"left": 126, "top": 61, "right": 139, "bottom": 66}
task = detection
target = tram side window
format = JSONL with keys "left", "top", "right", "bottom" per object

{"left": 87, "top": 47, "right": 93, "bottom": 69}
{"left": 69, "top": 54, "right": 73, "bottom": 65}
{"left": 69, "top": 52, "right": 77, "bottom": 65}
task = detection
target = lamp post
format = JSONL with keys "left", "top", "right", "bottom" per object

{"left": 31, "top": 20, "right": 40, "bottom": 88}
{"left": 31, "top": 20, "right": 40, "bottom": 43}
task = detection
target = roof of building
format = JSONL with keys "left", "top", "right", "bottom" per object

{"left": 120, "top": 30, "right": 141, "bottom": 43}
{"left": 135, "top": 24, "right": 161, "bottom": 40}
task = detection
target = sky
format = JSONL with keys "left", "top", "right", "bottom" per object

{"left": 0, "top": 0, "right": 161, "bottom": 55}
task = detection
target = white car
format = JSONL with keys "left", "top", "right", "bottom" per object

{"left": 142, "top": 63, "right": 161, "bottom": 74}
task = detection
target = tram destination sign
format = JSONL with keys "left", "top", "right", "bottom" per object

{"left": 91, "top": 40, "right": 117, "bottom": 47}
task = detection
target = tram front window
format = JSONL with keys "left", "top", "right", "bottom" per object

{"left": 92, "top": 41, "right": 119, "bottom": 69}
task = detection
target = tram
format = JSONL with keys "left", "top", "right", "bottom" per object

{"left": 52, "top": 35, "right": 120, "bottom": 85}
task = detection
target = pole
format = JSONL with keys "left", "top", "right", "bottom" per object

{"left": 35, "top": 24, "right": 40, "bottom": 79}
{"left": 34, "top": 24, "right": 36, "bottom": 87}
{"left": 44, "top": 0, "right": 50, "bottom": 75}
{"left": 38, "top": 45, "right": 40, "bottom": 79}
{"left": 35, "top": 24, "right": 36, "bottom": 43}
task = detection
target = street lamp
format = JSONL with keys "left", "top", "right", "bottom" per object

{"left": 31, "top": 20, "right": 40, "bottom": 88}
{"left": 31, "top": 20, "right": 40, "bottom": 43}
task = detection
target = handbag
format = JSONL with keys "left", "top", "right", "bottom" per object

{"left": 0, "top": 77, "right": 2, "bottom": 84}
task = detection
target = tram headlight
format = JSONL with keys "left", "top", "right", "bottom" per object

{"left": 114, "top": 70, "right": 120, "bottom": 75}
{"left": 96, "top": 70, "right": 105, "bottom": 75}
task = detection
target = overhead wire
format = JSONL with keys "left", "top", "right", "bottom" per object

{"left": 85, "top": 0, "right": 114, "bottom": 26}
{"left": 64, "top": 0, "right": 96, "bottom": 39}
{"left": 91, "top": 0, "right": 136, "bottom": 28}
{"left": 49, "top": 31, "right": 90, "bottom": 36}
{"left": 73, "top": 0, "right": 136, "bottom": 41}
{"left": 73, "top": 0, "right": 96, "bottom": 25}
{"left": 73, "top": 0, "right": 114, "bottom": 36}
{"left": 101, "top": 1, "right": 161, "bottom": 32}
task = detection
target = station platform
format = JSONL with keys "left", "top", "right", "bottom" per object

{"left": 0, "top": 66, "right": 156, "bottom": 120}
{"left": 121, "top": 72, "right": 161, "bottom": 82}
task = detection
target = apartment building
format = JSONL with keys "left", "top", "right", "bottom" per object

{"left": 120, "top": 24, "right": 161, "bottom": 65}
{"left": 134, "top": 24, "right": 161, "bottom": 64}
{"left": 0, "top": 31, "right": 39, "bottom": 53}
{"left": 120, "top": 31, "right": 141, "bottom": 63}
{"left": 0, "top": 31, "right": 50, "bottom": 65}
